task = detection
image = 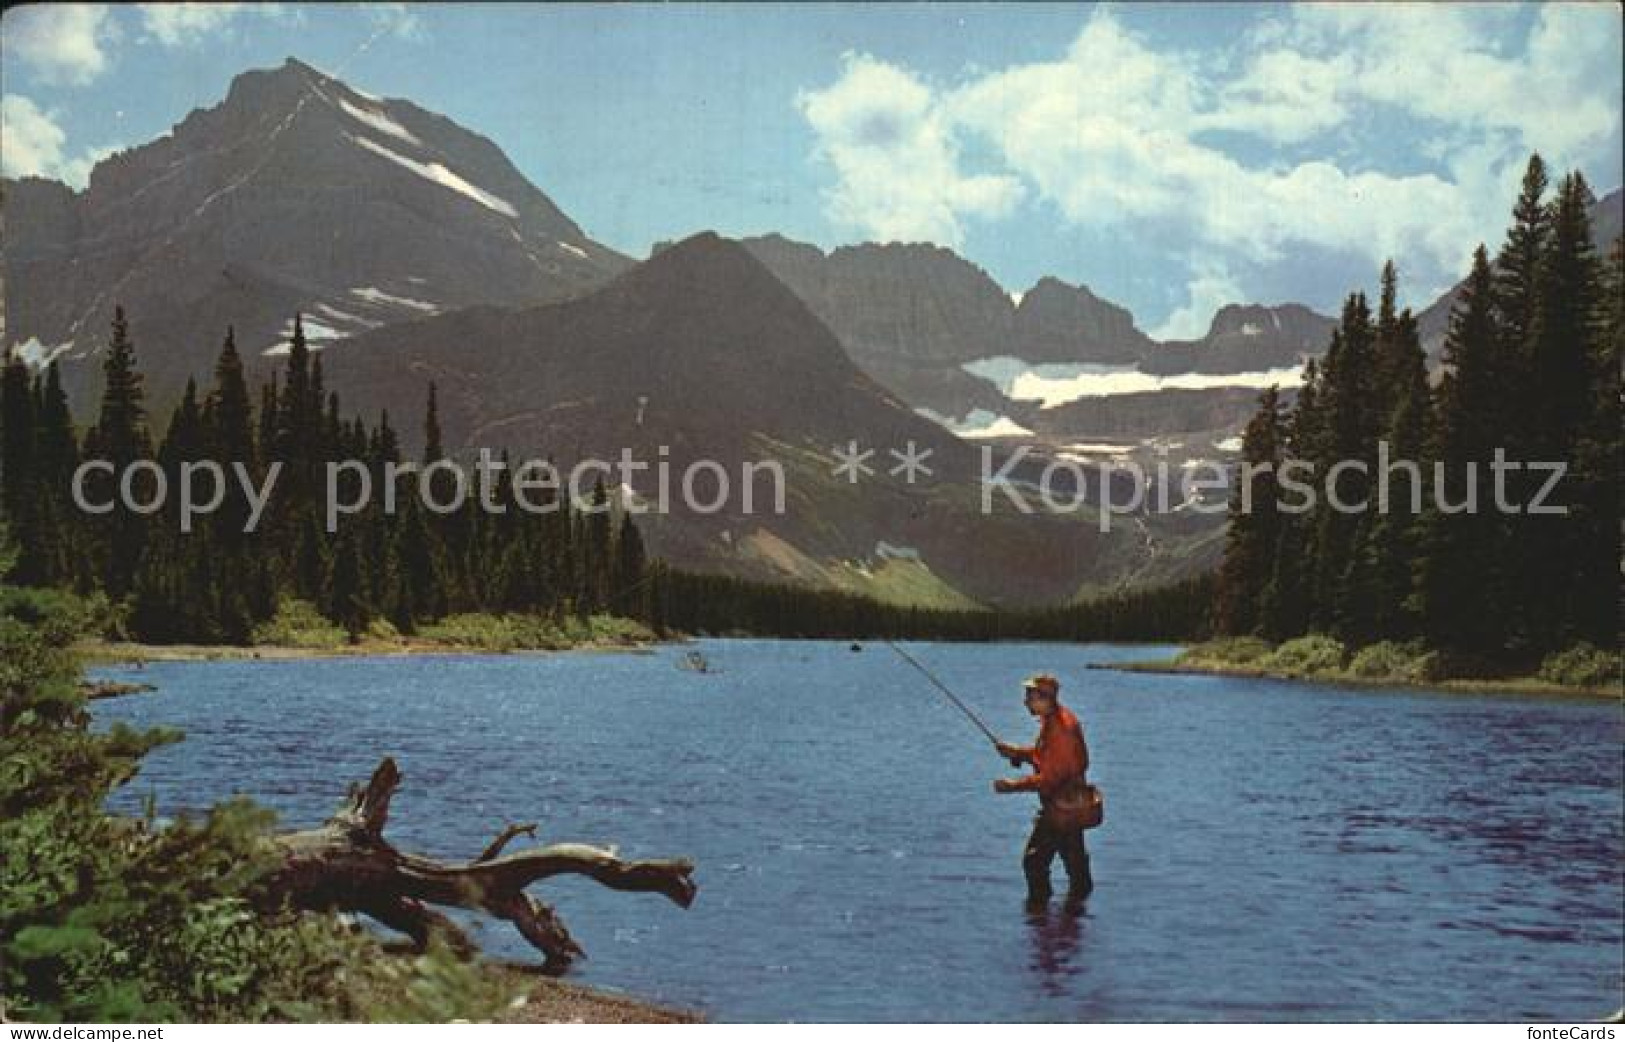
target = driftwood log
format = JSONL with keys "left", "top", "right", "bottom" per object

{"left": 269, "top": 757, "right": 697, "bottom": 971}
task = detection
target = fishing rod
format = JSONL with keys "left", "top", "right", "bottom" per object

{"left": 883, "top": 639, "right": 1022, "bottom": 766}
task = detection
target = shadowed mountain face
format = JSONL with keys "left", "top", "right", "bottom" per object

{"left": 2, "top": 58, "right": 629, "bottom": 412}
{"left": 1143, "top": 304, "right": 1336, "bottom": 375}
{"left": 321, "top": 234, "right": 1137, "bottom": 605}
{"left": 741, "top": 234, "right": 1333, "bottom": 444}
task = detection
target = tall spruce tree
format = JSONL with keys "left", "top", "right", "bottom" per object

{"left": 1418, "top": 247, "right": 1504, "bottom": 655}
{"left": 86, "top": 308, "right": 154, "bottom": 598}
{"left": 1362, "top": 306, "right": 1431, "bottom": 639}
{"left": 0, "top": 357, "right": 37, "bottom": 580}
{"left": 1515, "top": 171, "right": 1605, "bottom": 651}
{"left": 1217, "top": 386, "right": 1284, "bottom": 635}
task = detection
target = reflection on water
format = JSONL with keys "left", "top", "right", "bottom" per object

{"left": 92, "top": 640, "right": 1623, "bottom": 1021}
{"left": 1026, "top": 905, "right": 1086, "bottom": 999}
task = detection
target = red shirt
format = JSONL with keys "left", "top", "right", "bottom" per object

{"left": 1009, "top": 705, "right": 1088, "bottom": 797}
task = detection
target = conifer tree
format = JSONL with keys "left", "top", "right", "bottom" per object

{"left": 613, "top": 511, "right": 648, "bottom": 620}
{"left": 1217, "top": 386, "right": 1284, "bottom": 635}
{"left": 424, "top": 382, "right": 444, "bottom": 462}
{"left": 86, "top": 308, "right": 154, "bottom": 597}
{"left": 209, "top": 328, "right": 256, "bottom": 470}
{"left": 1418, "top": 247, "right": 1504, "bottom": 655}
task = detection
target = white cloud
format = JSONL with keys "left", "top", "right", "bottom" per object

{"left": 57, "top": 142, "right": 120, "bottom": 189}
{"left": 137, "top": 3, "right": 293, "bottom": 48}
{"left": 797, "top": 6, "right": 1622, "bottom": 328}
{"left": 1, "top": 4, "right": 113, "bottom": 86}
{"left": 1151, "top": 261, "right": 1245, "bottom": 342}
{"left": 1235, "top": 4, "right": 1620, "bottom": 187}
{"left": 0, "top": 94, "right": 118, "bottom": 188}
{"left": 1203, "top": 48, "right": 1350, "bottom": 144}
{"left": 362, "top": 3, "right": 426, "bottom": 42}
{"left": 796, "top": 53, "right": 1023, "bottom": 246}
{"left": 0, "top": 94, "right": 66, "bottom": 177}
{"left": 945, "top": 12, "right": 1481, "bottom": 274}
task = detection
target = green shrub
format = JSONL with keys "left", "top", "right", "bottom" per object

{"left": 1537, "top": 643, "right": 1622, "bottom": 690}
{"left": 1178, "top": 636, "right": 1273, "bottom": 667}
{"left": 2, "top": 584, "right": 513, "bottom": 1022}
{"left": 418, "top": 612, "right": 654, "bottom": 652}
{"left": 1346, "top": 640, "right": 1436, "bottom": 682}
{"left": 1265, "top": 634, "right": 1348, "bottom": 677}
{"left": 1408, "top": 650, "right": 1447, "bottom": 683}
{"left": 251, "top": 599, "right": 346, "bottom": 649}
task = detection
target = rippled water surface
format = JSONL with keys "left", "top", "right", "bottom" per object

{"left": 92, "top": 640, "right": 1623, "bottom": 1021}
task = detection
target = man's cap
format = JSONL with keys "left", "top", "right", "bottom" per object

{"left": 1023, "top": 673, "right": 1060, "bottom": 697}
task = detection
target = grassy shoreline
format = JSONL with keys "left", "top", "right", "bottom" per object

{"left": 1093, "top": 658, "right": 1622, "bottom": 700}
{"left": 76, "top": 608, "right": 669, "bottom": 664}
{"left": 75, "top": 634, "right": 663, "bottom": 665}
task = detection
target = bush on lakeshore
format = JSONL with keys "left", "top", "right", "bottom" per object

{"left": 1346, "top": 640, "right": 1441, "bottom": 683}
{"left": 416, "top": 612, "right": 654, "bottom": 652}
{"left": 1537, "top": 643, "right": 1622, "bottom": 690}
{"left": 251, "top": 599, "right": 347, "bottom": 650}
{"left": 1265, "top": 634, "right": 1348, "bottom": 677}
{"left": 2, "top": 579, "right": 517, "bottom": 1022}
{"left": 1177, "top": 636, "right": 1274, "bottom": 667}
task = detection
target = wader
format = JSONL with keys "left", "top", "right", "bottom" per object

{"left": 1022, "top": 808, "right": 1093, "bottom": 908}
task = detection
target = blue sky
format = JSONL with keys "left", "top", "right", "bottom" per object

{"left": 4, "top": 2, "right": 1621, "bottom": 337}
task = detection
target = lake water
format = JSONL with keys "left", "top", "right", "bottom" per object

{"left": 90, "top": 640, "right": 1623, "bottom": 1022}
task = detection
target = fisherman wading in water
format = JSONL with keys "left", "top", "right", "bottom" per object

{"left": 994, "top": 673, "right": 1095, "bottom": 911}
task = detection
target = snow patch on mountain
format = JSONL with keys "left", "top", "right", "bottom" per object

{"left": 349, "top": 287, "right": 440, "bottom": 313}
{"left": 916, "top": 406, "right": 1034, "bottom": 439}
{"left": 262, "top": 317, "right": 345, "bottom": 356}
{"left": 350, "top": 134, "right": 518, "bottom": 218}
{"left": 1057, "top": 441, "right": 1136, "bottom": 463}
{"left": 9, "top": 337, "right": 74, "bottom": 369}
{"left": 315, "top": 303, "right": 380, "bottom": 330}
{"left": 559, "top": 241, "right": 589, "bottom": 260}
{"left": 963, "top": 356, "right": 1306, "bottom": 409}
{"left": 875, "top": 541, "right": 921, "bottom": 561}
{"left": 339, "top": 98, "right": 420, "bottom": 146}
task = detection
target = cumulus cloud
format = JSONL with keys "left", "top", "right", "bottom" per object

{"left": 362, "top": 2, "right": 427, "bottom": 42}
{"left": 797, "top": 5, "right": 1622, "bottom": 327}
{"left": 0, "top": 94, "right": 118, "bottom": 188}
{"left": 137, "top": 3, "right": 296, "bottom": 48}
{"left": 1, "top": 4, "right": 114, "bottom": 86}
{"left": 1151, "top": 260, "right": 1246, "bottom": 342}
{"left": 796, "top": 53, "right": 1023, "bottom": 246}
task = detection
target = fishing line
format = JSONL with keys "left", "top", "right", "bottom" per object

{"left": 883, "top": 639, "right": 1006, "bottom": 750}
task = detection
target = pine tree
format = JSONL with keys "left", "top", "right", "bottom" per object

{"left": 209, "top": 328, "right": 256, "bottom": 470}
{"left": 258, "top": 375, "right": 279, "bottom": 469}
{"left": 1494, "top": 155, "right": 1551, "bottom": 368}
{"left": 29, "top": 363, "right": 83, "bottom": 588}
{"left": 0, "top": 356, "right": 36, "bottom": 557}
{"left": 159, "top": 378, "right": 206, "bottom": 473}
{"left": 1362, "top": 306, "right": 1431, "bottom": 639}
{"left": 1305, "top": 293, "right": 1377, "bottom": 636}
{"left": 1217, "top": 386, "right": 1284, "bottom": 635}
{"left": 327, "top": 530, "right": 367, "bottom": 640}
{"left": 1253, "top": 357, "right": 1326, "bottom": 640}
{"left": 424, "top": 382, "right": 444, "bottom": 462}
{"left": 1418, "top": 247, "right": 1503, "bottom": 655}
{"left": 87, "top": 308, "right": 154, "bottom": 598}
{"left": 1514, "top": 171, "right": 1605, "bottom": 651}
{"left": 613, "top": 511, "right": 648, "bottom": 620}
{"left": 1567, "top": 237, "right": 1623, "bottom": 645}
